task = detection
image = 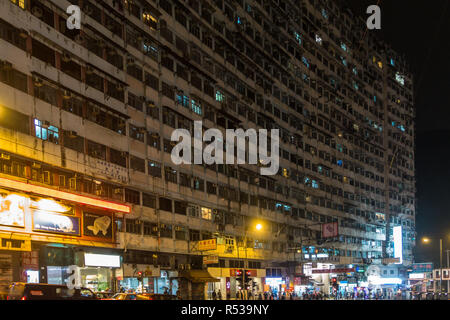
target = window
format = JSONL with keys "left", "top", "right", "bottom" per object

{"left": 174, "top": 201, "right": 187, "bottom": 215}
{"left": 130, "top": 156, "right": 145, "bottom": 172}
{"left": 110, "top": 148, "right": 127, "bottom": 167}
{"left": 129, "top": 124, "right": 145, "bottom": 142}
{"left": 201, "top": 207, "right": 212, "bottom": 220}
{"left": 191, "top": 99, "right": 202, "bottom": 115}
{"left": 32, "top": 39, "right": 55, "bottom": 66}
{"left": 34, "top": 119, "right": 59, "bottom": 144}
{"left": 175, "top": 226, "right": 187, "bottom": 240}
{"left": 159, "top": 224, "right": 172, "bottom": 238}
{"left": 126, "top": 219, "right": 141, "bottom": 234}
{"left": 159, "top": 197, "right": 172, "bottom": 212}
{"left": 193, "top": 177, "right": 204, "bottom": 191}
{"left": 142, "top": 193, "right": 156, "bottom": 208}
{"left": 148, "top": 160, "right": 162, "bottom": 177}
{"left": 125, "top": 189, "right": 140, "bottom": 204}
{"left": 164, "top": 166, "right": 177, "bottom": 183}
{"left": 147, "top": 132, "right": 160, "bottom": 150}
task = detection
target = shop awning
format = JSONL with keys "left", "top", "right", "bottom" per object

{"left": 179, "top": 270, "right": 220, "bottom": 283}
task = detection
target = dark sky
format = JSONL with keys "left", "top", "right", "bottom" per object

{"left": 345, "top": 0, "right": 450, "bottom": 266}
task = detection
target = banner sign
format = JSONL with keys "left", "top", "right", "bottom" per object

{"left": 312, "top": 268, "right": 355, "bottom": 274}
{"left": 83, "top": 212, "right": 113, "bottom": 239}
{"left": 198, "top": 238, "right": 217, "bottom": 251}
{"left": 322, "top": 222, "right": 338, "bottom": 238}
{"left": 33, "top": 210, "right": 80, "bottom": 236}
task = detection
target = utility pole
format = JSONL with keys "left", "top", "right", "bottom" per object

{"left": 440, "top": 239, "right": 443, "bottom": 294}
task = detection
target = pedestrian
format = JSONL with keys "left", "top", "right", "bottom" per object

{"left": 217, "top": 289, "right": 222, "bottom": 300}
{"left": 212, "top": 290, "right": 217, "bottom": 300}
{"left": 258, "top": 292, "right": 263, "bottom": 300}
{"left": 176, "top": 289, "right": 182, "bottom": 300}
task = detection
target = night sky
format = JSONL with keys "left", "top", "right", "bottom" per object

{"left": 345, "top": 0, "right": 450, "bottom": 266}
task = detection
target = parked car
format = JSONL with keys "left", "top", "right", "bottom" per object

{"left": 95, "top": 292, "right": 115, "bottom": 300}
{"left": 7, "top": 283, "right": 98, "bottom": 300}
{"left": 108, "top": 293, "right": 140, "bottom": 300}
{"left": 138, "top": 293, "right": 178, "bottom": 300}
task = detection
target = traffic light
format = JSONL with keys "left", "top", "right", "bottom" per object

{"left": 235, "top": 269, "right": 244, "bottom": 289}
{"left": 137, "top": 271, "right": 143, "bottom": 282}
{"left": 331, "top": 277, "right": 338, "bottom": 291}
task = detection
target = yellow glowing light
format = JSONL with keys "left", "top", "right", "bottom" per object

{"left": 422, "top": 237, "right": 430, "bottom": 243}
{"left": 35, "top": 199, "right": 69, "bottom": 213}
{"left": 0, "top": 177, "right": 130, "bottom": 213}
{"left": 255, "top": 223, "right": 263, "bottom": 231}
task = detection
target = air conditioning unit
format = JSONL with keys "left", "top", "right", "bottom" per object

{"left": 85, "top": 66, "right": 94, "bottom": 75}
{"left": 62, "top": 90, "right": 71, "bottom": 100}
{"left": 74, "top": 34, "right": 85, "bottom": 44}
{"left": 61, "top": 51, "right": 71, "bottom": 62}
{"left": 33, "top": 76, "right": 43, "bottom": 87}
{"left": 1, "top": 153, "right": 10, "bottom": 160}
{"left": 17, "top": 28, "right": 28, "bottom": 39}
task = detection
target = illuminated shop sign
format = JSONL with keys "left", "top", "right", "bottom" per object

{"left": 33, "top": 210, "right": 80, "bottom": 236}
{"left": 83, "top": 212, "right": 112, "bottom": 239}
{"left": 0, "top": 177, "right": 130, "bottom": 213}
{"left": 0, "top": 194, "right": 26, "bottom": 227}
{"left": 393, "top": 226, "right": 403, "bottom": 264}
{"left": 84, "top": 253, "right": 121, "bottom": 268}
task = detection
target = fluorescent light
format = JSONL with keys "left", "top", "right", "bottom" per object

{"left": 84, "top": 253, "right": 121, "bottom": 268}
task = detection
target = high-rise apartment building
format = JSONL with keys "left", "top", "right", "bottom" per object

{"left": 0, "top": 0, "right": 415, "bottom": 298}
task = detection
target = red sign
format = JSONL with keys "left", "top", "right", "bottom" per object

{"left": 322, "top": 222, "right": 339, "bottom": 238}
{"left": 312, "top": 268, "right": 355, "bottom": 274}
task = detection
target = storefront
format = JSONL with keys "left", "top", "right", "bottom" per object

{"left": 0, "top": 179, "right": 130, "bottom": 290}
{"left": 207, "top": 268, "right": 265, "bottom": 299}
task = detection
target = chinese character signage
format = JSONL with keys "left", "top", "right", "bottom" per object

{"left": 198, "top": 238, "right": 217, "bottom": 251}
{"left": 82, "top": 212, "right": 112, "bottom": 239}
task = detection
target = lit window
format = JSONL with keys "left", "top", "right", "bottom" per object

{"left": 11, "top": 0, "right": 25, "bottom": 9}
{"left": 142, "top": 12, "right": 158, "bottom": 30}
{"left": 377, "top": 61, "right": 383, "bottom": 69}
{"left": 302, "top": 56, "right": 310, "bottom": 68}
{"left": 340, "top": 42, "right": 347, "bottom": 52}
{"left": 294, "top": 32, "right": 302, "bottom": 45}
{"left": 315, "top": 34, "right": 322, "bottom": 44}
{"left": 201, "top": 207, "right": 212, "bottom": 220}
{"left": 215, "top": 90, "right": 224, "bottom": 102}
{"left": 395, "top": 72, "right": 405, "bottom": 86}
{"left": 321, "top": 9, "right": 328, "bottom": 19}
{"left": 312, "top": 180, "right": 319, "bottom": 189}
{"left": 390, "top": 58, "right": 395, "bottom": 66}
{"left": 353, "top": 67, "right": 358, "bottom": 75}
{"left": 34, "top": 119, "right": 59, "bottom": 144}
{"left": 191, "top": 99, "right": 202, "bottom": 115}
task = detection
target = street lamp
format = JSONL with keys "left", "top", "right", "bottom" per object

{"left": 421, "top": 237, "right": 444, "bottom": 294}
